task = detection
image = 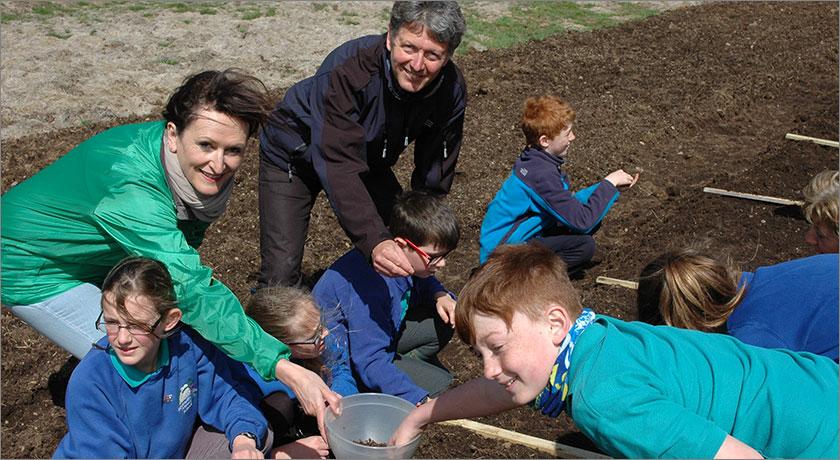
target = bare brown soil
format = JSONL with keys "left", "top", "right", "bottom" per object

{"left": 2, "top": 2, "right": 838, "bottom": 458}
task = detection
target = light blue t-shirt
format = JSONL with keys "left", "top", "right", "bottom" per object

{"left": 568, "top": 316, "right": 838, "bottom": 458}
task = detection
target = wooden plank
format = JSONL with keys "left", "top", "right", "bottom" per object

{"left": 784, "top": 133, "right": 840, "bottom": 148}
{"left": 595, "top": 276, "right": 639, "bottom": 290}
{"left": 702, "top": 187, "right": 804, "bottom": 206}
{"left": 440, "top": 419, "right": 610, "bottom": 458}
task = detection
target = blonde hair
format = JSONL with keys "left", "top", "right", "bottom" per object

{"left": 246, "top": 286, "right": 324, "bottom": 374}
{"left": 520, "top": 95, "right": 576, "bottom": 146}
{"left": 456, "top": 243, "right": 582, "bottom": 345}
{"left": 636, "top": 249, "right": 747, "bottom": 332}
{"left": 802, "top": 170, "right": 839, "bottom": 237}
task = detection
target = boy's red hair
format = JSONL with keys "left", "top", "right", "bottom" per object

{"left": 455, "top": 243, "right": 583, "bottom": 345}
{"left": 520, "top": 95, "right": 576, "bottom": 146}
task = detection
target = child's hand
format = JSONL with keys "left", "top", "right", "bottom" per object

{"left": 605, "top": 169, "right": 640, "bottom": 188}
{"left": 230, "top": 434, "right": 263, "bottom": 459}
{"left": 271, "top": 436, "right": 330, "bottom": 459}
{"left": 435, "top": 292, "right": 457, "bottom": 327}
{"left": 389, "top": 407, "right": 427, "bottom": 447}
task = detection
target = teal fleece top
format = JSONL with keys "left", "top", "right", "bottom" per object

{"left": 568, "top": 316, "right": 838, "bottom": 458}
{"left": 1, "top": 121, "right": 289, "bottom": 379}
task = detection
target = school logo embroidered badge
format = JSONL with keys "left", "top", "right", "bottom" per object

{"left": 178, "top": 381, "right": 193, "bottom": 413}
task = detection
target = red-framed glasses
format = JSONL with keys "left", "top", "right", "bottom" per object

{"left": 403, "top": 238, "right": 449, "bottom": 266}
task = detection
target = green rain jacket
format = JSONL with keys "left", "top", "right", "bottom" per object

{"left": 1, "top": 121, "right": 290, "bottom": 379}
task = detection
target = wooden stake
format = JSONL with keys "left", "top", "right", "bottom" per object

{"left": 702, "top": 187, "right": 804, "bottom": 206}
{"left": 784, "top": 133, "right": 840, "bottom": 148}
{"left": 440, "top": 419, "right": 610, "bottom": 458}
{"left": 595, "top": 276, "right": 639, "bottom": 290}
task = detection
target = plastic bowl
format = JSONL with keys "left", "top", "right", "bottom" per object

{"left": 325, "top": 393, "right": 422, "bottom": 459}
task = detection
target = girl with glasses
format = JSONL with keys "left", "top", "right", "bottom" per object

{"left": 54, "top": 257, "right": 271, "bottom": 459}
{"left": 244, "top": 286, "right": 357, "bottom": 459}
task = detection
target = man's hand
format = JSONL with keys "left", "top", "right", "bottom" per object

{"left": 231, "top": 435, "right": 263, "bottom": 459}
{"left": 275, "top": 359, "right": 341, "bottom": 439}
{"left": 372, "top": 239, "right": 414, "bottom": 277}
{"left": 434, "top": 292, "right": 456, "bottom": 327}
{"left": 605, "top": 169, "right": 640, "bottom": 188}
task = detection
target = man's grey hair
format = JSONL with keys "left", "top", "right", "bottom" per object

{"left": 389, "top": 1, "right": 466, "bottom": 54}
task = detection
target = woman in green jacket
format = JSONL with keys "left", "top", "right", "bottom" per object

{"left": 1, "top": 69, "right": 340, "bottom": 433}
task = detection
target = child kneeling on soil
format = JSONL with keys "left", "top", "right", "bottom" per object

{"left": 636, "top": 249, "right": 838, "bottom": 361}
{"left": 313, "top": 190, "right": 459, "bottom": 406}
{"left": 479, "top": 95, "right": 638, "bottom": 271}
{"left": 802, "top": 169, "right": 839, "bottom": 253}
{"left": 391, "top": 243, "right": 839, "bottom": 458}
{"left": 244, "top": 286, "right": 357, "bottom": 458}
{"left": 54, "top": 257, "right": 271, "bottom": 459}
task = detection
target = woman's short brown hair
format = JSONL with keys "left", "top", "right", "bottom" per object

{"left": 162, "top": 68, "right": 272, "bottom": 139}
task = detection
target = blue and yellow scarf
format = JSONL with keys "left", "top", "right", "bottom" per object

{"left": 533, "top": 308, "right": 596, "bottom": 417}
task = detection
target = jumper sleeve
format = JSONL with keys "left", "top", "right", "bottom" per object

{"left": 312, "top": 71, "right": 391, "bottom": 258}
{"left": 413, "top": 275, "right": 448, "bottom": 307}
{"left": 91, "top": 181, "right": 290, "bottom": 380}
{"left": 316, "top": 269, "right": 428, "bottom": 404}
{"left": 344, "top": 285, "right": 428, "bottom": 404}
{"left": 53, "top": 373, "right": 135, "bottom": 458}
{"left": 324, "top": 333, "right": 358, "bottom": 397}
{"left": 191, "top": 332, "right": 269, "bottom": 450}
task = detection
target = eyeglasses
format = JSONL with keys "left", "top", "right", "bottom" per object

{"left": 285, "top": 317, "right": 326, "bottom": 349}
{"left": 403, "top": 238, "right": 449, "bottom": 266}
{"left": 95, "top": 311, "right": 163, "bottom": 337}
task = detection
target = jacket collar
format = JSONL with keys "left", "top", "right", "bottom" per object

{"left": 521, "top": 145, "right": 565, "bottom": 168}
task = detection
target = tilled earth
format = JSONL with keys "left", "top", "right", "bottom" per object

{"left": 2, "top": 2, "right": 838, "bottom": 458}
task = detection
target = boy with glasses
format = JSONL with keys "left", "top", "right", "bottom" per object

{"left": 313, "top": 191, "right": 459, "bottom": 405}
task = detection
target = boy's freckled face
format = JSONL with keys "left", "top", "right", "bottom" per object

{"left": 472, "top": 311, "right": 561, "bottom": 405}
{"left": 542, "top": 126, "right": 576, "bottom": 158}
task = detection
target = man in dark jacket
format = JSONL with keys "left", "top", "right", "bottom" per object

{"left": 258, "top": 1, "right": 467, "bottom": 287}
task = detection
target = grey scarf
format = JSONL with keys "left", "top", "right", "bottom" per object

{"left": 161, "top": 134, "right": 234, "bottom": 223}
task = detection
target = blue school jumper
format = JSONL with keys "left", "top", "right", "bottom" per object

{"left": 53, "top": 328, "right": 268, "bottom": 458}
{"left": 312, "top": 248, "right": 448, "bottom": 404}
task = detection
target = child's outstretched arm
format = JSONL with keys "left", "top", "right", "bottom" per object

{"left": 604, "top": 169, "right": 640, "bottom": 188}
{"left": 390, "top": 376, "right": 520, "bottom": 446}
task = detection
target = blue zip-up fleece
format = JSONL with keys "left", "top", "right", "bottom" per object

{"left": 245, "top": 332, "right": 358, "bottom": 398}
{"left": 312, "top": 249, "right": 448, "bottom": 404}
{"left": 259, "top": 33, "right": 467, "bottom": 257}
{"left": 53, "top": 328, "right": 268, "bottom": 459}
{"left": 479, "top": 147, "right": 620, "bottom": 263}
